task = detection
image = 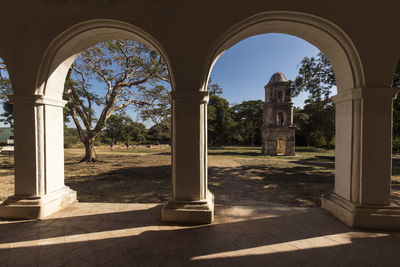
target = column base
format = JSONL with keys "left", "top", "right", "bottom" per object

{"left": 322, "top": 192, "right": 400, "bottom": 231}
{"left": 0, "top": 186, "right": 77, "bottom": 219}
{"left": 162, "top": 192, "right": 214, "bottom": 224}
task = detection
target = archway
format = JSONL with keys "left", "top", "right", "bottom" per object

{"left": 277, "top": 137, "right": 286, "bottom": 155}
{"left": 277, "top": 90, "right": 284, "bottom": 102}
{"left": 0, "top": 20, "right": 175, "bottom": 219}
{"left": 207, "top": 33, "right": 336, "bottom": 207}
{"left": 204, "top": 11, "right": 363, "bottom": 213}
{"left": 40, "top": 20, "right": 175, "bottom": 206}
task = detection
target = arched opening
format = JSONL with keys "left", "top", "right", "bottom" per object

{"left": 207, "top": 33, "right": 336, "bottom": 207}
{"left": 34, "top": 20, "right": 174, "bottom": 206}
{"left": 0, "top": 57, "right": 14, "bottom": 203}
{"left": 205, "top": 11, "right": 362, "bottom": 208}
{"left": 277, "top": 137, "right": 286, "bottom": 155}
{"left": 277, "top": 90, "right": 284, "bottom": 102}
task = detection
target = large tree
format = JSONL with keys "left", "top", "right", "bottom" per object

{"left": 295, "top": 99, "right": 335, "bottom": 148}
{"left": 0, "top": 58, "right": 13, "bottom": 126}
{"left": 208, "top": 95, "right": 234, "bottom": 146}
{"left": 208, "top": 77, "right": 223, "bottom": 96}
{"left": 289, "top": 52, "right": 335, "bottom": 100}
{"left": 288, "top": 52, "right": 336, "bottom": 148}
{"left": 139, "top": 84, "right": 171, "bottom": 142}
{"left": 64, "top": 40, "right": 170, "bottom": 162}
{"left": 291, "top": 53, "right": 400, "bottom": 149}
{"left": 206, "top": 80, "right": 235, "bottom": 146}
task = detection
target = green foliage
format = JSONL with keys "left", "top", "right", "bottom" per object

{"left": 294, "top": 99, "right": 335, "bottom": 148}
{"left": 139, "top": 84, "right": 171, "bottom": 141}
{"left": 289, "top": 52, "right": 335, "bottom": 101}
{"left": 393, "top": 61, "right": 400, "bottom": 88}
{"left": 147, "top": 119, "right": 171, "bottom": 143}
{"left": 308, "top": 130, "right": 327, "bottom": 147}
{"left": 104, "top": 114, "right": 147, "bottom": 147}
{"left": 231, "top": 100, "right": 264, "bottom": 145}
{"left": 288, "top": 52, "right": 335, "bottom": 148}
{"left": 64, "top": 128, "right": 81, "bottom": 148}
{"left": 63, "top": 40, "right": 170, "bottom": 161}
{"left": 208, "top": 95, "right": 234, "bottom": 145}
{"left": 0, "top": 59, "right": 13, "bottom": 126}
{"left": 0, "top": 101, "right": 13, "bottom": 127}
{"left": 393, "top": 136, "right": 400, "bottom": 152}
{"left": 208, "top": 77, "right": 223, "bottom": 96}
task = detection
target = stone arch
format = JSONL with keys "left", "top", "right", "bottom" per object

{"left": 204, "top": 11, "right": 364, "bottom": 92}
{"left": 0, "top": 20, "right": 177, "bottom": 219}
{"left": 277, "top": 137, "right": 286, "bottom": 155}
{"left": 200, "top": 11, "right": 365, "bottom": 220}
{"left": 35, "top": 19, "right": 175, "bottom": 100}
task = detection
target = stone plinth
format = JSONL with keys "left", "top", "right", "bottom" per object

{"left": 0, "top": 186, "right": 77, "bottom": 219}
{"left": 162, "top": 191, "right": 214, "bottom": 224}
{"left": 322, "top": 193, "right": 400, "bottom": 231}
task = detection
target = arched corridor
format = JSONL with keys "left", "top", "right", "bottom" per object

{"left": 0, "top": 1, "right": 399, "bottom": 232}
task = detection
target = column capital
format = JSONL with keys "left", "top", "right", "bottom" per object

{"left": 332, "top": 87, "right": 399, "bottom": 104}
{"left": 8, "top": 95, "right": 67, "bottom": 107}
{"left": 170, "top": 91, "right": 209, "bottom": 103}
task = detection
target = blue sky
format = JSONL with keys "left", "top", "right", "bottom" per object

{"left": 0, "top": 33, "right": 336, "bottom": 128}
{"left": 209, "top": 33, "right": 336, "bottom": 107}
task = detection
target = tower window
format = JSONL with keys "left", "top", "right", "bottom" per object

{"left": 277, "top": 112, "right": 284, "bottom": 126}
{"left": 277, "top": 90, "right": 283, "bottom": 102}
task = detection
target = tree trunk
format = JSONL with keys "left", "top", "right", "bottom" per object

{"left": 80, "top": 137, "right": 98, "bottom": 162}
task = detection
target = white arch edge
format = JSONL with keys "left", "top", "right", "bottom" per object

{"left": 35, "top": 19, "right": 176, "bottom": 98}
{"left": 203, "top": 11, "right": 365, "bottom": 92}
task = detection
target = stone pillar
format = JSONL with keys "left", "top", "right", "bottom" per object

{"left": 322, "top": 87, "right": 400, "bottom": 230}
{"left": 162, "top": 91, "right": 214, "bottom": 224}
{"left": 0, "top": 95, "right": 77, "bottom": 219}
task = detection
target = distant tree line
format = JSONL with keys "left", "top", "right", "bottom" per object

{"left": 64, "top": 113, "right": 170, "bottom": 149}
{"left": 1, "top": 50, "right": 400, "bottom": 155}
{"left": 207, "top": 53, "right": 337, "bottom": 148}
{"left": 206, "top": 93, "right": 335, "bottom": 148}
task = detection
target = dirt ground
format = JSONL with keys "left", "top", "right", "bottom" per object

{"left": 1, "top": 146, "right": 399, "bottom": 207}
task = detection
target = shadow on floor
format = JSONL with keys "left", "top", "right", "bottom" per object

{"left": 208, "top": 164, "right": 334, "bottom": 207}
{"left": 65, "top": 165, "right": 172, "bottom": 204}
{"left": 0, "top": 204, "right": 399, "bottom": 266}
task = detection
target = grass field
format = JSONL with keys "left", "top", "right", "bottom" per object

{"left": 0, "top": 146, "right": 399, "bottom": 207}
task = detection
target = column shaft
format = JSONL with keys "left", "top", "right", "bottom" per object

{"left": 162, "top": 91, "right": 213, "bottom": 224}
{"left": 322, "top": 87, "right": 400, "bottom": 230}
{"left": 0, "top": 95, "right": 76, "bottom": 219}
{"left": 172, "top": 92, "right": 208, "bottom": 200}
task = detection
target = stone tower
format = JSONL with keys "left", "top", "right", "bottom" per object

{"left": 261, "top": 72, "right": 295, "bottom": 156}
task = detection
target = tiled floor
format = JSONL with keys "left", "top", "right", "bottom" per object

{"left": 0, "top": 203, "right": 399, "bottom": 266}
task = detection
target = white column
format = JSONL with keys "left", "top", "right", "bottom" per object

{"left": 322, "top": 87, "right": 400, "bottom": 230}
{"left": 162, "top": 91, "right": 214, "bottom": 224}
{"left": 0, "top": 95, "right": 77, "bottom": 219}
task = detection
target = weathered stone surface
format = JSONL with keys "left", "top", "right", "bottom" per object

{"left": 261, "top": 72, "right": 296, "bottom": 156}
{"left": 1, "top": 203, "right": 400, "bottom": 266}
